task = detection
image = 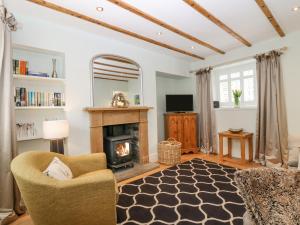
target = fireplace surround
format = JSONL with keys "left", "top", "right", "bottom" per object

{"left": 85, "top": 107, "right": 152, "bottom": 165}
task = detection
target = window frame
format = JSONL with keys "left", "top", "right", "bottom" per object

{"left": 213, "top": 61, "right": 257, "bottom": 108}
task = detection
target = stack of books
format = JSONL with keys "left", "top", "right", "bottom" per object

{"left": 13, "top": 59, "right": 28, "bottom": 75}
{"left": 12, "top": 59, "right": 50, "bottom": 78}
{"left": 15, "top": 87, "right": 65, "bottom": 107}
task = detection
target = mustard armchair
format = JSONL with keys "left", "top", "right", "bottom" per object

{"left": 11, "top": 151, "right": 117, "bottom": 225}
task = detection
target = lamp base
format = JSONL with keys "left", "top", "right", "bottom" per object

{"left": 50, "top": 139, "right": 64, "bottom": 154}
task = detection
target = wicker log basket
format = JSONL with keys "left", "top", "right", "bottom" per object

{"left": 158, "top": 138, "right": 182, "bottom": 165}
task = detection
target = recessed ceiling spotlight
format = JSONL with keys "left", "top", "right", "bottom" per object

{"left": 191, "top": 46, "right": 195, "bottom": 49}
{"left": 157, "top": 31, "right": 162, "bottom": 35}
{"left": 292, "top": 6, "right": 299, "bottom": 12}
{"left": 96, "top": 7, "right": 104, "bottom": 12}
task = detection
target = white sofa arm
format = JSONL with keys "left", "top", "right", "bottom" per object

{"left": 288, "top": 135, "right": 300, "bottom": 169}
{"left": 298, "top": 148, "right": 300, "bottom": 170}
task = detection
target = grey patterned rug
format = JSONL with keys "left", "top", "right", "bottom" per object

{"left": 117, "top": 158, "right": 245, "bottom": 225}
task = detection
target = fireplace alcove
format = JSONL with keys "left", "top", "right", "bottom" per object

{"left": 85, "top": 107, "right": 158, "bottom": 181}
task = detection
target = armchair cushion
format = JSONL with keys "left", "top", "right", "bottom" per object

{"left": 66, "top": 153, "right": 107, "bottom": 177}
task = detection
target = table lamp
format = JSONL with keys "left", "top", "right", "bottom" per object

{"left": 43, "top": 120, "right": 69, "bottom": 154}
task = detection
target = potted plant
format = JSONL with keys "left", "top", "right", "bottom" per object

{"left": 232, "top": 89, "right": 242, "bottom": 108}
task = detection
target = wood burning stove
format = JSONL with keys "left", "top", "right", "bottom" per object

{"left": 104, "top": 135, "right": 134, "bottom": 171}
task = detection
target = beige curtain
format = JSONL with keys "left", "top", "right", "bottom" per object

{"left": 255, "top": 51, "right": 289, "bottom": 167}
{"left": 196, "top": 68, "right": 217, "bottom": 153}
{"left": 0, "top": 3, "right": 25, "bottom": 225}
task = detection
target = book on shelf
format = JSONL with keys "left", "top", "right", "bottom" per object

{"left": 12, "top": 59, "right": 52, "bottom": 78}
{"left": 13, "top": 59, "right": 28, "bottom": 75}
{"left": 15, "top": 87, "right": 27, "bottom": 106}
{"left": 15, "top": 87, "right": 65, "bottom": 107}
{"left": 15, "top": 87, "right": 21, "bottom": 106}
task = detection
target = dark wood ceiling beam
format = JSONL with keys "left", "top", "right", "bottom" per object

{"left": 107, "top": 0, "right": 225, "bottom": 54}
{"left": 183, "top": 0, "right": 252, "bottom": 47}
{"left": 255, "top": 0, "right": 285, "bottom": 37}
{"left": 27, "top": 0, "right": 205, "bottom": 60}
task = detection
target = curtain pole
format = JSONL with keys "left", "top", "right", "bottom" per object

{"left": 190, "top": 46, "right": 288, "bottom": 74}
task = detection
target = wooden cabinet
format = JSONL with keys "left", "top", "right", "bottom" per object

{"left": 167, "top": 115, "right": 183, "bottom": 144}
{"left": 165, "top": 113, "right": 198, "bottom": 154}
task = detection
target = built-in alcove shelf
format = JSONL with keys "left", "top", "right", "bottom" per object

{"left": 15, "top": 106, "right": 65, "bottom": 110}
{"left": 13, "top": 44, "right": 66, "bottom": 148}
{"left": 13, "top": 74, "right": 65, "bottom": 82}
{"left": 17, "top": 136, "right": 42, "bottom": 142}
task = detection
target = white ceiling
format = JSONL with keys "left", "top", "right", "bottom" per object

{"left": 7, "top": 0, "right": 300, "bottom": 61}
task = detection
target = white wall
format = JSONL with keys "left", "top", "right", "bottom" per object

{"left": 156, "top": 72, "right": 197, "bottom": 142}
{"left": 191, "top": 31, "right": 300, "bottom": 158}
{"left": 11, "top": 14, "right": 190, "bottom": 161}
{"left": 214, "top": 108, "right": 257, "bottom": 159}
{"left": 210, "top": 60, "right": 257, "bottom": 158}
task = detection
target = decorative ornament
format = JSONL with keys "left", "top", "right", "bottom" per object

{"left": 51, "top": 58, "right": 58, "bottom": 78}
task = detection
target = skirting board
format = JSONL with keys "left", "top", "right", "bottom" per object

{"left": 149, "top": 152, "right": 158, "bottom": 162}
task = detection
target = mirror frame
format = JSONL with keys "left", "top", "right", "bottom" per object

{"left": 90, "top": 54, "right": 144, "bottom": 107}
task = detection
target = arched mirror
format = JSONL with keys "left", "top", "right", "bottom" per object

{"left": 91, "top": 54, "right": 143, "bottom": 107}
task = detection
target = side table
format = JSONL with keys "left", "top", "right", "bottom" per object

{"left": 219, "top": 131, "right": 253, "bottom": 165}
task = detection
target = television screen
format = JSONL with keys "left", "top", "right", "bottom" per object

{"left": 166, "top": 95, "right": 193, "bottom": 112}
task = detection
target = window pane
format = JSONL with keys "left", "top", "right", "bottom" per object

{"left": 243, "top": 70, "right": 254, "bottom": 77}
{"left": 220, "top": 81, "right": 229, "bottom": 102}
{"left": 230, "top": 72, "right": 240, "bottom": 79}
{"left": 231, "top": 80, "right": 241, "bottom": 102}
{"left": 219, "top": 74, "right": 228, "bottom": 81}
{"left": 244, "top": 77, "right": 255, "bottom": 101}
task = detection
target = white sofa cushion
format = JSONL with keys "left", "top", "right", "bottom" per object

{"left": 288, "top": 147, "right": 300, "bottom": 167}
{"left": 43, "top": 157, "right": 73, "bottom": 180}
{"left": 288, "top": 135, "right": 300, "bottom": 148}
{"left": 288, "top": 135, "right": 300, "bottom": 169}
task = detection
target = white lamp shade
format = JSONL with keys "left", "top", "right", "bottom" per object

{"left": 43, "top": 120, "right": 69, "bottom": 140}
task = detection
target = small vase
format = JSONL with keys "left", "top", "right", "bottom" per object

{"left": 234, "top": 96, "right": 240, "bottom": 108}
{"left": 51, "top": 58, "right": 58, "bottom": 78}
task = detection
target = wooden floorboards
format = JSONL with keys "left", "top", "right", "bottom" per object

{"left": 118, "top": 152, "right": 260, "bottom": 185}
{"left": 9, "top": 152, "right": 260, "bottom": 225}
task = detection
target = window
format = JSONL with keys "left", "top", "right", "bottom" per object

{"left": 213, "top": 60, "right": 256, "bottom": 107}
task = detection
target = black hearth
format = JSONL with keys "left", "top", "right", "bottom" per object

{"left": 103, "top": 124, "right": 138, "bottom": 171}
{"left": 104, "top": 135, "right": 134, "bottom": 171}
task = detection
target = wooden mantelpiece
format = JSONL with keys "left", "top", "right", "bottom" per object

{"left": 84, "top": 106, "right": 152, "bottom": 164}
{"left": 85, "top": 106, "right": 152, "bottom": 112}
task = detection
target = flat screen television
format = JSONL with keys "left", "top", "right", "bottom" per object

{"left": 166, "top": 94, "right": 193, "bottom": 112}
